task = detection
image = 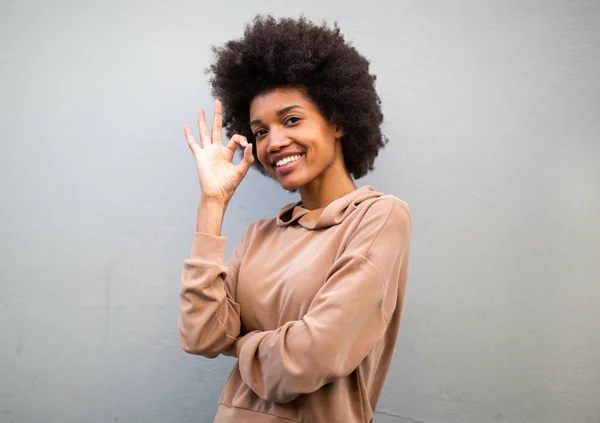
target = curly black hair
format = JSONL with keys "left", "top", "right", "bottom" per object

{"left": 207, "top": 15, "right": 386, "bottom": 179}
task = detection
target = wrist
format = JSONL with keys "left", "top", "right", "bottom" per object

{"left": 199, "top": 196, "right": 229, "bottom": 208}
{"left": 196, "top": 198, "right": 228, "bottom": 235}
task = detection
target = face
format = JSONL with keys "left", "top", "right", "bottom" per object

{"left": 249, "top": 88, "right": 345, "bottom": 191}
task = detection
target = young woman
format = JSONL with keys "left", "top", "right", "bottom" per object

{"left": 179, "top": 16, "right": 412, "bottom": 423}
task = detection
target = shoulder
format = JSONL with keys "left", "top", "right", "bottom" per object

{"left": 242, "top": 216, "right": 279, "bottom": 241}
{"left": 356, "top": 195, "right": 412, "bottom": 233}
{"left": 350, "top": 195, "right": 412, "bottom": 273}
{"left": 349, "top": 195, "right": 411, "bottom": 254}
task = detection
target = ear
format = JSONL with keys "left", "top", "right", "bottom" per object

{"left": 334, "top": 125, "right": 344, "bottom": 139}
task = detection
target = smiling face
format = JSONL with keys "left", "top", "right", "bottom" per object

{"left": 249, "top": 87, "right": 347, "bottom": 193}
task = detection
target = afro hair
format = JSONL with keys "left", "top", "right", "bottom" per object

{"left": 208, "top": 15, "right": 386, "bottom": 179}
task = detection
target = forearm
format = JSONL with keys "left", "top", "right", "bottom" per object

{"left": 196, "top": 197, "right": 228, "bottom": 235}
{"left": 235, "top": 257, "right": 394, "bottom": 403}
{"left": 179, "top": 232, "right": 242, "bottom": 358}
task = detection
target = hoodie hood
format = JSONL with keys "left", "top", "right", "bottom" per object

{"left": 276, "top": 185, "right": 383, "bottom": 229}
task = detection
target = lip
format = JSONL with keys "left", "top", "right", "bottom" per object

{"left": 269, "top": 151, "right": 304, "bottom": 166}
{"left": 273, "top": 153, "right": 304, "bottom": 176}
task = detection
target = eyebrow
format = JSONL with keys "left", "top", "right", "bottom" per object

{"left": 250, "top": 105, "right": 304, "bottom": 126}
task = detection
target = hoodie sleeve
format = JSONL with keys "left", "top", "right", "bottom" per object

{"left": 178, "top": 232, "right": 244, "bottom": 358}
{"left": 234, "top": 198, "right": 412, "bottom": 403}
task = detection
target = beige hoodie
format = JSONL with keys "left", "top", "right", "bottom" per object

{"left": 179, "top": 186, "right": 412, "bottom": 422}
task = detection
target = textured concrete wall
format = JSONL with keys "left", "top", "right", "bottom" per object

{"left": 1, "top": 1, "right": 599, "bottom": 422}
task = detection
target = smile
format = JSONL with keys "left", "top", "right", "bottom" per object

{"left": 273, "top": 153, "right": 305, "bottom": 175}
{"left": 275, "top": 154, "right": 303, "bottom": 168}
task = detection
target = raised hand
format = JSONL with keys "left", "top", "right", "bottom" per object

{"left": 184, "top": 100, "right": 254, "bottom": 203}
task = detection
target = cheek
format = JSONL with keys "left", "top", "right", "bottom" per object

{"left": 255, "top": 143, "right": 267, "bottom": 164}
{"left": 255, "top": 143, "right": 272, "bottom": 172}
{"left": 318, "top": 138, "right": 338, "bottom": 164}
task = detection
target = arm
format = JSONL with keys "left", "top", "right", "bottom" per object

{"left": 179, "top": 101, "right": 254, "bottom": 358}
{"left": 178, "top": 201, "right": 246, "bottom": 358}
{"left": 233, "top": 198, "right": 412, "bottom": 403}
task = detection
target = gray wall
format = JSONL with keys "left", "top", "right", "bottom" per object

{"left": 1, "top": 1, "right": 599, "bottom": 422}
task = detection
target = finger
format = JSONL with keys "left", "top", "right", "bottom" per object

{"left": 235, "top": 143, "right": 255, "bottom": 177}
{"left": 225, "top": 134, "right": 249, "bottom": 157}
{"left": 211, "top": 100, "right": 223, "bottom": 145}
{"left": 183, "top": 124, "right": 200, "bottom": 156}
{"left": 197, "top": 108, "right": 210, "bottom": 148}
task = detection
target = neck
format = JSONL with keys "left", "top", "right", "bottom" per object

{"left": 299, "top": 162, "right": 357, "bottom": 210}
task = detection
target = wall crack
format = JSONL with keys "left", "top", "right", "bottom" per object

{"left": 375, "top": 409, "right": 428, "bottom": 423}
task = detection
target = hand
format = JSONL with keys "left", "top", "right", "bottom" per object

{"left": 184, "top": 100, "right": 254, "bottom": 203}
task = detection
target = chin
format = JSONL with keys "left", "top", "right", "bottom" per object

{"left": 278, "top": 178, "right": 303, "bottom": 192}
{"left": 275, "top": 172, "right": 312, "bottom": 193}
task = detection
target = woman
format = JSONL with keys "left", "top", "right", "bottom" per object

{"left": 179, "top": 15, "right": 412, "bottom": 423}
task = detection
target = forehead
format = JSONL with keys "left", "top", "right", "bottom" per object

{"left": 249, "top": 87, "right": 315, "bottom": 117}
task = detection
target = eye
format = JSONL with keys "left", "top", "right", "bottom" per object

{"left": 284, "top": 116, "right": 301, "bottom": 126}
{"left": 253, "top": 129, "right": 267, "bottom": 139}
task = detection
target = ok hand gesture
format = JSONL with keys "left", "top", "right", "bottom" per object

{"left": 184, "top": 100, "right": 254, "bottom": 203}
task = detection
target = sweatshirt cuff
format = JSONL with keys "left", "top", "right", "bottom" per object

{"left": 235, "top": 330, "right": 263, "bottom": 358}
{"left": 190, "top": 232, "right": 227, "bottom": 262}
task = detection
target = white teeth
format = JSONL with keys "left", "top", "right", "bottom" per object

{"left": 275, "top": 154, "right": 302, "bottom": 168}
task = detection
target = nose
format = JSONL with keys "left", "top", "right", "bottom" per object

{"left": 266, "top": 128, "right": 291, "bottom": 154}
